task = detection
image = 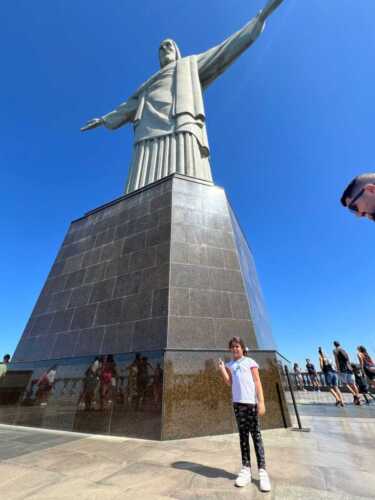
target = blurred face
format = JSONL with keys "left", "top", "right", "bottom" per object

{"left": 230, "top": 342, "right": 244, "bottom": 360}
{"left": 346, "top": 184, "right": 375, "bottom": 221}
{"left": 159, "top": 39, "right": 177, "bottom": 67}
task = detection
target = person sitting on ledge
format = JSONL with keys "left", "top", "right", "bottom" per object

{"left": 0, "top": 354, "right": 11, "bottom": 378}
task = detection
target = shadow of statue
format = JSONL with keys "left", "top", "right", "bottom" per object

{"left": 172, "top": 461, "right": 236, "bottom": 480}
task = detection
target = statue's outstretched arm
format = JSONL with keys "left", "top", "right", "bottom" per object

{"left": 81, "top": 95, "right": 139, "bottom": 132}
{"left": 197, "top": 0, "right": 285, "bottom": 88}
{"left": 259, "top": 0, "right": 285, "bottom": 24}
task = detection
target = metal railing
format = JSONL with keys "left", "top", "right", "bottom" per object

{"left": 289, "top": 371, "right": 375, "bottom": 393}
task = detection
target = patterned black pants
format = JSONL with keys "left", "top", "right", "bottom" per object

{"left": 233, "top": 403, "right": 266, "bottom": 469}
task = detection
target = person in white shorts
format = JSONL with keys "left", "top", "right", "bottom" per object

{"left": 218, "top": 336, "right": 271, "bottom": 492}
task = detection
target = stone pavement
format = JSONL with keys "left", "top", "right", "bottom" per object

{"left": 0, "top": 397, "right": 374, "bottom": 499}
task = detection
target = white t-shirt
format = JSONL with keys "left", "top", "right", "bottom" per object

{"left": 226, "top": 357, "right": 259, "bottom": 404}
{"left": 46, "top": 370, "right": 56, "bottom": 385}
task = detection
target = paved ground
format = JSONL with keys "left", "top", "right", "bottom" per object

{"left": 0, "top": 396, "right": 374, "bottom": 499}
{"left": 291, "top": 390, "right": 375, "bottom": 419}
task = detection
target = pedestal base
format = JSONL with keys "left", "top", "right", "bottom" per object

{"left": 1, "top": 174, "right": 291, "bottom": 439}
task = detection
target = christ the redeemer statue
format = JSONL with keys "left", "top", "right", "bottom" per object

{"left": 81, "top": 0, "right": 285, "bottom": 194}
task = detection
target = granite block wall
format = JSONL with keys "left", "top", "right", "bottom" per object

{"left": 168, "top": 178, "right": 258, "bottom": 351}
{"left": 13, "top": 179, "right": 172, "bottom": 364}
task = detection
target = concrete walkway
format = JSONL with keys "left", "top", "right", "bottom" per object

{"left": 0, "top": 399, "right": 374, "bottom": 499}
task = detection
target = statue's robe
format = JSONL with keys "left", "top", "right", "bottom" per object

{"left": 102, "top": 16, "right": 265, "bottom": 194}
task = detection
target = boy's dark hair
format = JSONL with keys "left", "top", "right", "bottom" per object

{"left": 340, "top": 173, "right": 375, "bottom": 206}
{"left": 333, "top": 341, "right": 340, "bottom": 348}
{"left": 3, "top": 354, "right": 10, "bottom": 361}
{"left": 228, "top": 336, "right": 246, "bottom": 352}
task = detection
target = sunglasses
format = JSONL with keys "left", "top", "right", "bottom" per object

{"left": 348, "top": 188, "right": 365, "bottom": 214}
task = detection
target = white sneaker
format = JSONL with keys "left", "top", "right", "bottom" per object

{"left": 235, "top": 466, "right": 251, "bottom": 487}
{"left": 259, "top": 469, "right": 271, "bottom": 492}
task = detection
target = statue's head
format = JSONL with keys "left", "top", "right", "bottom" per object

{"left": 159, "top": 38, "right": 181, "bottom": 67}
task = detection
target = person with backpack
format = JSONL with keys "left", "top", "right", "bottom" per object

{"left": 357, "top": 345, "right": 375, "bottom": 390}
{"left": 218, "top": 336, "right": 271, "bottom": 492}
{"left": 333, "top": 341, "right": 361, "bottom": 405}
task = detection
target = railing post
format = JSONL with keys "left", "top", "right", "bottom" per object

{"left": 284, "top": 365, "right": 310, "bottom": 432}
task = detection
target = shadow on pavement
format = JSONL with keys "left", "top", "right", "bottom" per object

{"left": 172, "top": 461, "right": 236, "bottom": 480}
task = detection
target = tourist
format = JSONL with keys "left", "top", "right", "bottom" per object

{"left": 126, "top": 354, "right": 140, "bottom": 408}
{"left": 318, "top": 347, "right": 344, "bottom": 406}
{"left": 293, "top": 363, "right": 305, "bottom": 391}
{"left": 357, "top": 346, "right": 375, "bottom": 390}
{"left": 351, "top": 363, "right": 374, "bottom": 405}
{"left": 305, "top": 359, "right": 320, "bottom": 391}
{"left": 100, "top": 354, "right": 117, "bottom": 409}
{"left": 36, "top": 365, "right": 57, "bottom": 406}
{"left": 0, "top": 354, "right": 11, "bottom": 378}
{"left": 340, "top": 173, "right": 375, "bottom": 222}
{"left": 79, "top": 357, "right": 101, "bottom": 411}
{"left": 333, "top": 341, "right": 361, "bottom": 405}
{"left": 218, "top": 336, "right": 271, "bottom": 492}
{"left": 137, "top": 356, "right": 153, "bottom": 409}
{"left": 153, "top": 362, "right": 163, "bottom": 405}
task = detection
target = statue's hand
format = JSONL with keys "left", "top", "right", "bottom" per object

{"left": 258, "top": 0, "right": 285, "bottom": 23}
{"left": 80, "top": 117, "right": 104, "bottom": 132}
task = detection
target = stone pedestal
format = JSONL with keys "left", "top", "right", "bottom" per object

{"left": 0, "top": 174, "right": 291, "bottom": 439}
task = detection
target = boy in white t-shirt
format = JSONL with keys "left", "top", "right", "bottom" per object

{"left": 218, "top": 336, "right": 271, "bottom": 492}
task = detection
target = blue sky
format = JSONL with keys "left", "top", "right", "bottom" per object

{"left": 1, "top": 0, "right": 374, "bottom": 370}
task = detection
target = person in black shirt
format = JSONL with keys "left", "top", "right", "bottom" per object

{"left": 318, "top": 347, "right": 344, "bottom": 406}
{"left": 333, "top": 341, "right": 361, "bottom": 405}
